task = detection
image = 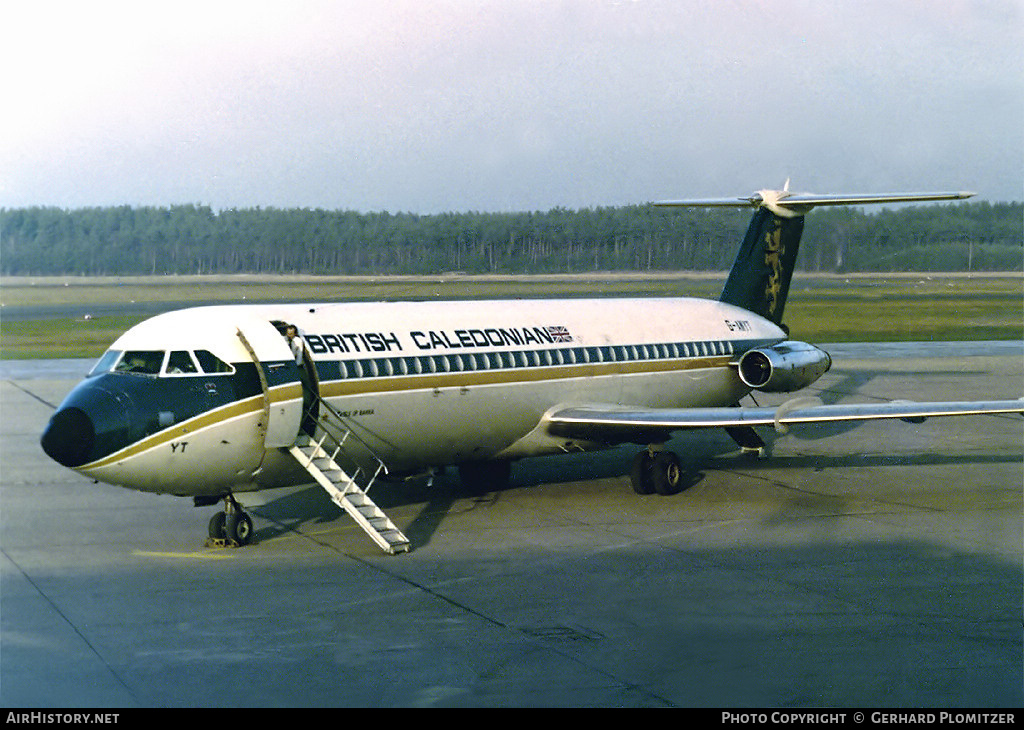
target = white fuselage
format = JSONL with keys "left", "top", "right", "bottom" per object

{"left": 58, "top": 296, "right": 786, "bottom": 496}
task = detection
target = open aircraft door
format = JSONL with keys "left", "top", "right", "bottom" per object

{"left": 234, "top": 316, "right": 305, "bottom": 448}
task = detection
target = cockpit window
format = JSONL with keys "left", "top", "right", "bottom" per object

{"left": 165, "top": 350, "right": 199, "bottom": 375}
{"left": 115, "top": 350, "right": 165, "bottom": 375}
{"left": 195, "top": 350, "right": 234, "bottom": 374}
{"left": 98, "top": 349, "right": 233, "bottom": 376}
{"left": 88, "top": 349, "right": 123, "bottom": 377}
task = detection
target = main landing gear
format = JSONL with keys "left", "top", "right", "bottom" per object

{"left": 205, "top": 494, "right": 254, "bottom": 547}
{"left": 630, "top": 447, "right": 685, "bottom": 496}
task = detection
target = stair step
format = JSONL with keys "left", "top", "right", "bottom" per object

{"left": 287, "top": 441, "right": 409, "bottom": 555}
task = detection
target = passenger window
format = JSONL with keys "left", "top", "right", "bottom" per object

{"left": 165, "top": 351, "right": 199, "bottom": 375}
{"left": 195, "top": 350, "right": 234, "bottom": 374}
{"left": 116, "top": 350, "right": 164, "bottom": 375}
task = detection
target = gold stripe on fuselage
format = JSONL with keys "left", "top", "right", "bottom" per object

{"left": 77, "top": 355, "right": 734, "bottom": 470}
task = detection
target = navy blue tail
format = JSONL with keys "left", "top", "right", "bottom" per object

{"left": 719, "top": 208, "right": 805, "bottom": 327}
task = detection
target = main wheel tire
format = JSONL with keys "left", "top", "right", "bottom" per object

{"left": 651, "top": 451, "right": 683, "bottom": 496}
{"left": 208, "top": 511, "right": 227, "bottom": 540}
{"left": 629, "top": 451, "right": 655, "bottom": 495}
{"left": 225, "top": 511, "right": 254, "bottom": 546}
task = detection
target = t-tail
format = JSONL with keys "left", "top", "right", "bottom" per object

{"left": 655, "top": 185, "right": 975, "bottom": 327}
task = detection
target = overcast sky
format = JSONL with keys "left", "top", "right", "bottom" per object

{"left": 2, "top": 0, "right": 1021, "bottom": 213}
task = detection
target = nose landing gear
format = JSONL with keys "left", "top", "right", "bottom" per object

{"left": 205, "top": 494, "right": 254, "bottom": 547}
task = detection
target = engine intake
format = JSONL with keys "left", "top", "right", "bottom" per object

{"left": 737, "top": 340, "right": 832, "bottom": 393}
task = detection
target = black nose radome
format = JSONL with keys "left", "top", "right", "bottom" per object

{"left": 41, "top": 407, "right": 95, "bottom": 468}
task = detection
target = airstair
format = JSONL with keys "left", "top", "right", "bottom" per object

{"left": 288, "top": 400, "right": 410, "bottom": 555}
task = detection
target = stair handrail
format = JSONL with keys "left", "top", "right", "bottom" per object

{"left": 302, "top": 394, "right": 390, "bottom": 481}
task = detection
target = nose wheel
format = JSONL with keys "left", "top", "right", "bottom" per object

{"left": 206, "top": 495, "right": 254, "bottom": 547}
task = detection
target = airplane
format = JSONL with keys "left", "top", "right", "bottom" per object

{"left": 40, "top": 186, "right": 1024, "bottom": 554}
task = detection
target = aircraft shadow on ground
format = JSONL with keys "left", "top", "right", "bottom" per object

{"left": 249, "top": 414, "right": 1019, "bottom": 551}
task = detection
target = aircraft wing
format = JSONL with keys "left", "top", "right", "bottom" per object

{"left": 546, "top": 398, "right": 1024, "bottom": 441}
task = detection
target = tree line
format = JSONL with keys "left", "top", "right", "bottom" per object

{"left": 0, "top": 201, "right": 1020, "bottom": 276}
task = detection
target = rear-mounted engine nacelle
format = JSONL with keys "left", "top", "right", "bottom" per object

{"left": 737, "top": 340, "right": 832, "bottom": 393}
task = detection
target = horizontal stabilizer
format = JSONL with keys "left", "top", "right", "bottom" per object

{"left": 667, "top": 185, "right": 975, "bottom": 325}
{"left": 655, "top": 190, "right": 975, "bottom": 218}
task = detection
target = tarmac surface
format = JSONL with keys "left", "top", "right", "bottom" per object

{"left": 1, "top": 342, "right": 1021, "bottom": 708}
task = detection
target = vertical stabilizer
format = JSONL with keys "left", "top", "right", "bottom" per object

{"left": 719, "top": 208, "right": 803, "bottom": 325}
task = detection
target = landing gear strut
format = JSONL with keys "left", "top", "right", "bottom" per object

{"left": 206, "top": 494, "right": 254, "bottom": 547}
{"left": 630, "top": 448, "right": 684, "bottom": 496}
